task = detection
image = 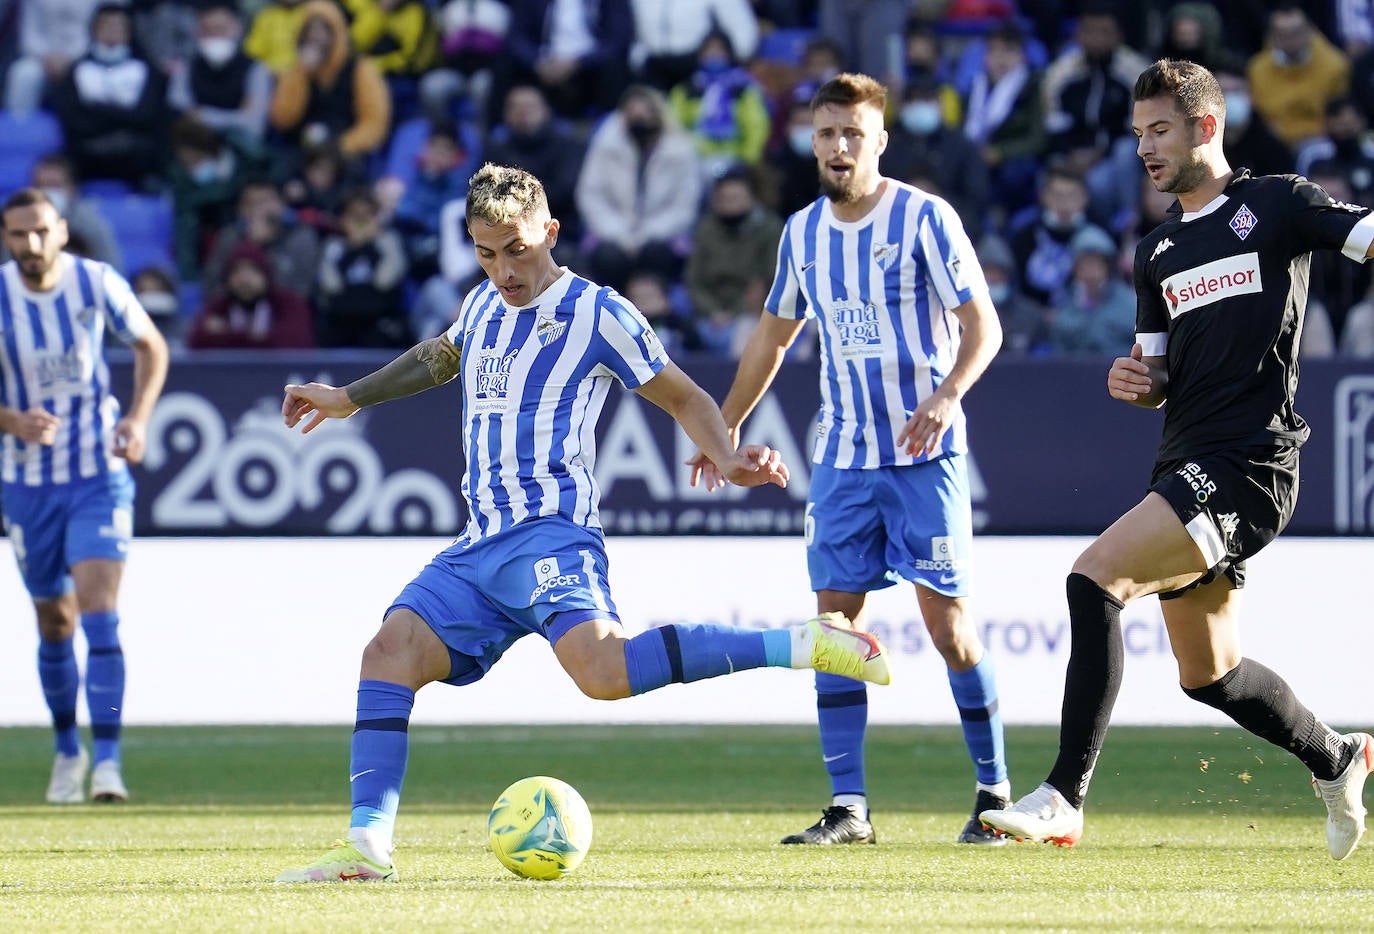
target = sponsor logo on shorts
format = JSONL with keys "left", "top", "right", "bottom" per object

{"left": 530, "top": 555, "right": 583, "bottom": 603}
{"left": 914, "top": 534, "right": 966, "bottom": 573}
{"left": 1176, "top": 462, "right": 1218, "bottom": 503}
{"left": 1161, "top": 253, "right": 1262, "bottom": 318}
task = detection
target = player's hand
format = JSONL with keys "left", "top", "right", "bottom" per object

{"left": 13, "top": 408, "right": 60, "bottom": 445}
{"left": 718, "top": 444, "right": 789, "bottom": 489}
{"left": 112, "top": 416, "right": 147, "bottom": 463}
{"left": 897, "top": 393, "right": 957, "bottom": 456}
{"left": 282, "top": 382, "right": 359, "bottom": 434}
{"left": 1108, "top": 343, "right": 1152, "bottom": 401}
{"left": 685, "top": 446, "right": 728, "bottom": 491}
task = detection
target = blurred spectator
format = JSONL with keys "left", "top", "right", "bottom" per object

{"left": 130, "top": 265, "right": 186, "bottom": 347}
{"left": 623, "top": 270, "right": 704, "bottom": 355}
{"left": 410, "top": 197, "right": 479, "bottom": 339}
{"left": 340, "top": 0, "right": 439, "bottom": 78}
{"left": 29, "top": 152, "right": 123, "bottom": 271}
{"left": 882, "top": 71, "right": 989, "bottom": 240}
{"left": 1336, "top": 0, "right": 1374, "bottom": 58}
{"left": 1041, "top": 2, "right": 1149, "bottom": 175}
{"left": 1295, "top": 98, "right": 1374, "bottom": 199}
{"left": 482, "top": 83, "right": 585, "bottom": 247}
{"left": 1305, "top": 162, "right": 1372, "bottom": 341}
{"left": 202, "top": 177, "right": 321, "bottom": 300}
{"left": 244, "top": 0, "right": 308, "bottom": 74}
{"left": 1154, "top": 3, "right": 1245, "bottom": 76}
{"left": 268, "top": 0, "right": 392, "bottom": 166}
{"left": 504, "top": 0, "right": 632, "bottom": 120}
{"left": 791, "top": 36, "right": 844, "bottom": 106}
{"left": 168, "top": 114, "right": 267, "bottom": 279}
{"left": 963, "top": 21, "right": 1044, "bottom": 223}
{"left": 49, "top": 2, "right": 172, "bottom": 186}
{"left": 188, "top": 242, "right": 315, "bottom": 349}
{"left": 575, "top": 85, "right": 703, "bottom": 290}
{"left": 1043, "top": 224, "right": 1134, "bottom": 357}
{"left": 1216, "top": 67, "right": 1293, "bottom": 178}
{"left": 900, "top": 20, "right": 961, "bottom": 125}
{"left": 282, "top": 140, "right": 348, "bottom": 231}
{"left": 669, "top": 30, "right": 771, "bottom": 178}
{"left": 817, "top": 0, "right": 906, "bottom": 90}
{"left": 1009, "top": 166, "right": 1092, "bottom": 307}
{"left": 683, "top": 167, "right": 782, "bottom": 353}
{"left": 132, "top": 0, "right": 196, "bottom": 73}
{"left": 168, "top": 1, "right": 272, "bottom": 143}
{"left": 630, "top": 0, "right": 757, "bottom": 91}
{"left": 977, "top": 233, "right": 1047, "bottom": 355}
{"left": 766, "top": 93, "right": 822, "bottom": 217}
{"left": 316, "top": 188, "right": 411, "bottom": 348}
{"left": 4, "top": 0, "right": 97, "bottom": 115}
{"left": 1247, "top": 5, "right": 1350, "bottom": 148}
{"left": 420, "top": 0, "right": 509, "bottom": 125}
{"left": 1341, "top": 284, "right": 1374, "bottom": 356}
{"left": 391, "top": 121, "right": 469, "bottom": 279}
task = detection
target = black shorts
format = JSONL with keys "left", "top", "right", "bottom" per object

{"left": 1149, "top": 445, "right": 1299, "bottom": 599}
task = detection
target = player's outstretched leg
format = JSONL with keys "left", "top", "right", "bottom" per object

{"left": 275, "top": 680, "right": 411, "bottom": 883}
{"left": 780, "top": 670, "right": 874, "bottom": 845}
{"left": 978, "top": 782, "right": 1083, "bottom": 847}
{"left": 1313, "top": 732, "right": 1373, "bottom": 861}
{"left": 622, "top": 612, "right": 890, "bottom": 695}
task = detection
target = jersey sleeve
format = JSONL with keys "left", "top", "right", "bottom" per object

{"left": 764, "top": 216, "right": 808, "bottom": 320}
{"left": 593, "top": 289, "right": 669, "bottom": 389}
{"left": 98, "top": 264, "right": 153, "bottom": 344}
{"left": 1133, "top": 241, "right": 1169, "bottom": 356}
{"left": 1287, "top": 175, "right": 1374, "bottom": 262}
{"left": 914, "top": 196, "right": 987, "bottom": 309}
{"left": 444, "top": 282, "right": 490, "bottom": 344}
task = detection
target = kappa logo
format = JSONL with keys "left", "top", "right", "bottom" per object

{"left": 1330, "top": 198, "right": 1367, "bottom": 214}
{"left": 535, "top": 315, "right": 566, "bottom": 347}
{"left": 1149, "top": 237, "right": 1175, "bottom": 261}
{"left": 1229, "top": 203, "right": 1258, "bottom": 240}
{"left": 873, "top": 241, "right": 899, "bottom": 270}
{"left": 1216, "top": 512, "right": 1240, "bottom": 542}
{"left": 1161, "top": 252, "right": 1262, "bottom": 318}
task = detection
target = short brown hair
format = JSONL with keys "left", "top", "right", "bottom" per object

{"left": 811, "top": 72, "right": 888, "bottom": 115}
{"left": 1133, "top": 59, "right": 1225, "bottom": 122}
{"left": 466, "top": 162, "right": 549, "bottom": 226}
{"left": 2, "top": 187, "right": 57, "bottom": 219}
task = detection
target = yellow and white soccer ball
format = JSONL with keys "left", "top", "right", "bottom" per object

{"left": 487, "top": 776, "right": 593, "bottom": 880}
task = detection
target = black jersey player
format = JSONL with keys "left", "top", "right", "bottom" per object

{"left": 980, "top": 59, "right": 1374, "bottom": 859}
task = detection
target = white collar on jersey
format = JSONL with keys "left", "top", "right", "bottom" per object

{"left": 820, "top": 178, "right": 898, "bottom": 229}
{"left": 1179, "top": 191, "right": 1230, "bottom": 223}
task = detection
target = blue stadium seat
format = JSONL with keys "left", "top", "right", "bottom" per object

{"left": 0, "top": 110, "right": 63, "bottom": 193}
{"left": 757, "top": 28, "right": 814, "bottom": 66}
{"left": 85, "top": 192, "right": 175, "bottom": 278}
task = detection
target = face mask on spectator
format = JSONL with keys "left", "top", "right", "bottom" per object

{"left": 137, "top": 291, "right": 178, "bottom": 318}
{"left": 626, "top": 120, "right": 660, "bottom": 145}
{"left": 900, "top": 102, "right": 942, "bottom": 135}
{"left": 1272, "top": 47, "right": 1310, "bottom": 67}
{"left": 41, "top": 187, "right": 70, "bottom": 216}
{"left": 91, "top": 42, "right": 130, "bottom": 64}
{"left": 789, "top": 127, "right": 813, "bottom": 156}
{"left": 199, "top": 37, "right": 238, "bottom": 67}
{"left": 1224, "top": 91, "right": 1252, "bottom": 128}
{"left": 191, "top": 159, "right": 224, "bottom": 185}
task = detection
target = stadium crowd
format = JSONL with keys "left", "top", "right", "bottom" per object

{"left": 2, "top": 0, "right": 1374, "bottom": 359}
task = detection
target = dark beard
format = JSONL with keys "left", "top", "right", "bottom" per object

{"left": 820, "top": 172, "right": 864, "bottom": 205}
{"left": 1158, "top": 153, "right": 1211, "bottom": 195}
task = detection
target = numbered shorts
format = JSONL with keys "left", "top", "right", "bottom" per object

{"left": 388, "top": 516, "right": 621, "bottom": 686}
{"left": 2, "top": 471, "right": 136, "bottom": 600}
{"left": 1150, "top": 445, "right": 1298, "bottom": 599}
{"left": 806, "top": 455, "right": 973, "bottom": 597}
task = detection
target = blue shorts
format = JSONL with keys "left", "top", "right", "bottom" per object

{"left": 806, "top": 455, "right": 973, "bottom": 597}
{"left": 389, "top": 517, "right": 620, "bottom": 686}
{"left": 2, "top": 471, "right": 136, "bottom": 600}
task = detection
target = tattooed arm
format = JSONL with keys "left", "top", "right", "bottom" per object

{"left": 282, "top": 336, "right": 463, "bottom": 434}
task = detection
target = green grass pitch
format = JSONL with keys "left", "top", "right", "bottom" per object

{"left": 4, "top": 724, "right": 1372, "bottom": 932}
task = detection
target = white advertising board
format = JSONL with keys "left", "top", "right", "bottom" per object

{"left": 0, "top": 536, "right": 1369, "bottom": 726}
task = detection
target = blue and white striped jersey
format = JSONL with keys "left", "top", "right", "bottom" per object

{"left": 766, "top": 179, "right": 987, "bottom": 469}
{"left": 445, "top": 269, "right": 668, "bottom": 543}
{"left": 0, "top": 254, "right": 152, "bottom": 486}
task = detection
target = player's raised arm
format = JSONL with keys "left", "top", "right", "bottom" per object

{"left": 638, "top": 360, "right": 789, "bottom": 489}
{"left": 283, "top": 334, "right": 463, "bottom": 433}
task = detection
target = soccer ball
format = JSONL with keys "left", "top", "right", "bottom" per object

{"left": 487, "top": 776, "right": 593, "bottom": 880}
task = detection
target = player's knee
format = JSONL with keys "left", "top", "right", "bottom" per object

{"left": 362, "top": 624, "right": 423, "bottom": 670}
{"left": 35, "top": 603, "right": 77, "bottom": 640}
{"left": 564, "top": 653, "right": 630, "bottom": 701}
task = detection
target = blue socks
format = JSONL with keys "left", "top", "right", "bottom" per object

{"left": 82, "top": 611, "right": 125, "bottom": 764}
{"left": 349, "top": 679, "right": 415, "bottom": 856}
{"left": 38, "top": 636, "right": 80, "bottom": 757}
{"left": 624, "top": 624, "right": 788, "bottom": 695}
{"left": 948, "top": 655, "right": 1007, "bottom": 785}
{"left": 816, "top": 672, "right": 868, "bottom": 800}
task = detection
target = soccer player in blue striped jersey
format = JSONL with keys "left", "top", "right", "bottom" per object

{"left": 274, "top": 163, "right": 892, "bottom": 884}
{"left": 691, "top": 73, "right": 1012, "bottom": 845}
{"left": 0, "top": 189, "right": 169, "bottom": 804}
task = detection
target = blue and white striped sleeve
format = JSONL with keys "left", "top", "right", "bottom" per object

{"left": 97, "top": 263, "right": 152, "bottom": 344}
{"left": 595, "top": 291, "right": 669, "bottom": 389}
{"left": 916, "top": 197, "right": 986, "bottom": 310}
{"left": 764, "top": 217, "right": 806, "bottom": 319}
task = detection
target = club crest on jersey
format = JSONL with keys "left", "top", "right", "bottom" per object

{"left": 873, "top": 241, "right": 900, "bottom": 270}
{"left": 1229, "top": 203, "right": 1258, "bottom": 240}
{"left": 535, "top": 315, "right": 566, "bottom": 347}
